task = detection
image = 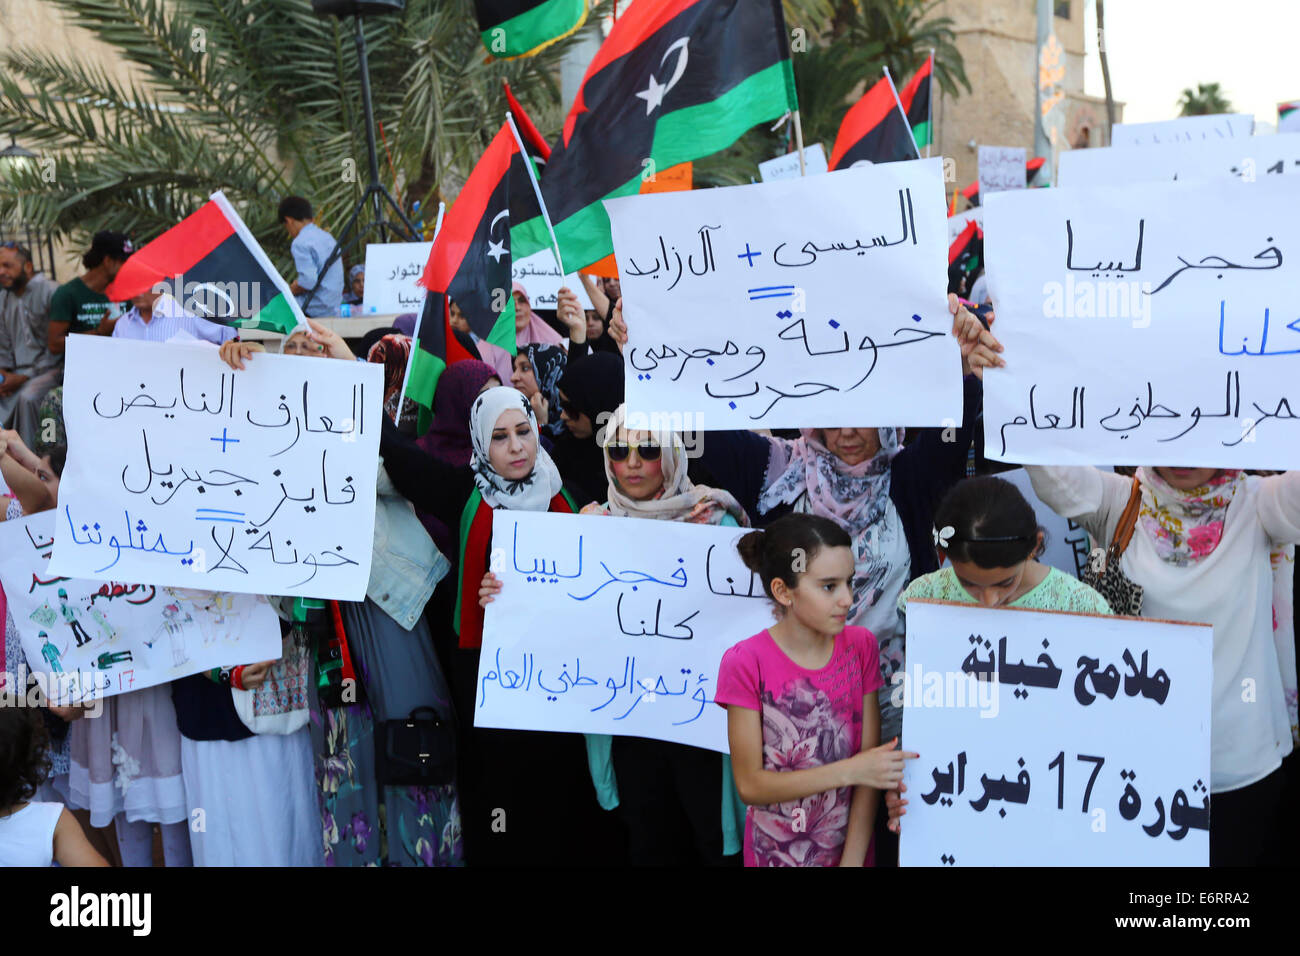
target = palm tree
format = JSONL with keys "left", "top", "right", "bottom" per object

{"left": 1177, "top": 82, "right": 1232, "bottom": 116}
{"left": 0, "top": 0, "right": 577, "bottom": 267}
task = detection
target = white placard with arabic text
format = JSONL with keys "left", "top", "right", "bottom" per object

{"left": 511, "top": 248, "right": 594, "bottom": 311}
{"left": 983, "top": 173, "right": 1300, "bottom": 467}
{"left": 477, "top": 511, "right": 774, "bottom": 751}
{"left": 605, "top": 159, "right": 960, "bottom": 429}
{"left": 49, "top": 336, "right": 382, "bottom": 599}
{"left": 363, "top": 241, "right": 434, "bottom": 315}
{"left": 900, "top": 600, "right": 1211, "bottom": 866}
{"left": 1110, "top": 113, "right": 1254, "bottom": 148}
{"left": 0, "top": 510, "right": 280, "bottom": 704}
{"left": 1059, "top": 133, "right": 1300, "bottom": 187}
{"left": 978, "top": 146, "right": 1027, "bottom": 196}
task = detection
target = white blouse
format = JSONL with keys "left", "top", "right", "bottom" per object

{"left": 1027, "top": 466, "right": 1300, "bottom": 793}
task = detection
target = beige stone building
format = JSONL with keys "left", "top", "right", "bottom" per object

{"left": 933, "top": 0, "right": 1121, "bottom": 194}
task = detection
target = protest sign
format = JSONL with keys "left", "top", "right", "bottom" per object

{"left": 998, "top": 467, "right": 1110, "bottom": 580}
{"left": 1059, "top": 132, "right": 1300, "bottom": 187}
{"left": 982, "top": 173, "right": 1300, "bottom": 467}
{"left": 511, "top": 249, "right": 594, "bottom": 311}
{"left": 49, "top": 336, "right": 383, "bottom": 599}
{"left": 758, "top": 143, "right": 829, "bottom": 182}
{"left": 362, "top": 241, "right": 434, "bottom": 314}
{"left": 899, "top": 600, "right": 1211, "bottom": 866}
{"left": 978, "top": 146, "right": 1027, "bottom": 196}
{"left": 476, "top": 511, "right": 774, "bottom": 751}
{"left": 605, "top": 158, "right": 960, "bottom": 429}
{"left": 1110, "top": 113, "right": 1254, "bottom": 148}
{"left": 0, "top": 510, "right": 280, "bottom": 705}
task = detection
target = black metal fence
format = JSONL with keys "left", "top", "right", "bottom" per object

{"left": 0, "top": 222, "right": 59, "bottom": 281}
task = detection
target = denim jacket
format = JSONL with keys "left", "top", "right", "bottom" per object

{"left": 368, "top": 459, "right": 450, "bottom": 630}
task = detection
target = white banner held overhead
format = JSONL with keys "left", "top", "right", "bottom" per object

{"left": 362, "top": 241, "right": 434, "bottom": 315}
{"left": 477, "top": 511, "right": 774, "bottom": 751}
{"left": 982, "top": 173, "right": 1300, "bottom": 467}
{"left": 978, "top": 146, "right": 1027, "bottom": 196}
{"left": 605, "top": 159, "right": 960, "bottom": 429}
{"left": 511, "top": 249, "right": 594, "bottom": 311}
{"left": 1110, "top": 113, "right": 1255, "bottom": 148}
{"left": 1059, "top": 133, "right": 1300, "bottom": 187}
{"left": 49, "top": 336, "right": 383, "bottom": 599}
{"left": 0, "top": 510, "right": 281, "bottom": 704}
{"left": 899, "top": 600, "right": 1211, "bottom": 867}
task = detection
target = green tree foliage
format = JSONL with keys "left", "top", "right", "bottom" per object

{"left": 1177, "top": 82, "right": 1233, "bottom": 116}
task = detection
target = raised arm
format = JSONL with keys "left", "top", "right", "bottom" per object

{"left": 727, "top": 704, "right": 912, "bottom": 806}
{"left": 1256, "top": 471, "right": 1300, "bottom": 545}
{"left": 379, "top": 415, "right": 475, "bottom": 527}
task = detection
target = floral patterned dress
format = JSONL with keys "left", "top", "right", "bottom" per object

{"left": 309, "top": 598, "right": 462, "bottom": 866}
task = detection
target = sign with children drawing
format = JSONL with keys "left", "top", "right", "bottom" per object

{"left": 0, "top": 510, "right": 281, "bottom": 704}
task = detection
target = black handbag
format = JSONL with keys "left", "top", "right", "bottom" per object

{"left": 375, "top": 706, "right": 456, "bottom": 787}
{"left": 1080, "top": 476, "right": 1145, "bottom": 617}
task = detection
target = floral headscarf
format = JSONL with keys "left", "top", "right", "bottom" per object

{"left": 1135, "top": 467, "right": 1244, "bottom": 566}
{"left": 468, "top": 385, "right": 564, "bottom": 511}
{"left": 366, "top": 333, "right": 417, "bottom": 432}
{"left": 597, "top": 403, "right": 748, "bottom": 526}
{"left": 758, "top": 428, "right": 908, "bottom": 623}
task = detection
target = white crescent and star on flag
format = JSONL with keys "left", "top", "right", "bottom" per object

{"left": 636, "top": 37, "right": 690, "bottom": 116}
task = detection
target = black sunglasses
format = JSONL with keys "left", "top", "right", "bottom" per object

{"left": 607, "top": 441, "right": 662, "bottom": 462}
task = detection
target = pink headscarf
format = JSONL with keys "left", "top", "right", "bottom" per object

{"left": 513, "top": 281, "right": 567, "bottom": 350}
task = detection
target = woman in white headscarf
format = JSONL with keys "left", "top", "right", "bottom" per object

{"left": 572, "top": 404, "right": 750, "bottom": 865}
{"left": 380, "top": 384, "right": 627, "bottom": 866}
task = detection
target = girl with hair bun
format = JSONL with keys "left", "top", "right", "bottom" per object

{"left": 715, "top": 513, "right": 918, "bottom": 867}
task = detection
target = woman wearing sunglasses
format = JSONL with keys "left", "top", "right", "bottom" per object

{"left": 569, "top": 403, "right": 751, "bottom": 865}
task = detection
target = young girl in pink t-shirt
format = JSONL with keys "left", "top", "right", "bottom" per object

{"left": 716, "top": 513, "right": 918, "bottom": 867}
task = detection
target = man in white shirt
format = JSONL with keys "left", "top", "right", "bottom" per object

{"left": 112, "top": 289, "right": 237, "bottom": 344}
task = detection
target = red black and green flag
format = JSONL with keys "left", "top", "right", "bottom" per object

{"left": 540, "top": 0, "right": 798, "bottom": 273}
{"left": 904, "top": 54, "right": 934, "bottom": 150}
{"left": 104, "top": 191, "right": 304, "bottom": 334}
{"left": 829, "top": 63, "right": 928, "bottom": 170}
{"left": 476, "top": 0, "right": 587, "bottom": 60}
{"left": 949, "top": 218, "right": 983, "bottom": 275}
{"left": 504, "top": 91, "right": 554, "bottom": 264}
{"left": 407, "top": 121, "right": 545, "bottom": 431}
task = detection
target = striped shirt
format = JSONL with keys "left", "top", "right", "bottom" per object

{"left": 112, "top": 294, "right": 236, "bottom": 344}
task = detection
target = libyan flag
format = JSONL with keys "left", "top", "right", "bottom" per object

{"left": 828, "top": 58, "right": 932, "bottom": 170}
{"left": 476, "top": 0, "right": 587, "bottom": 60}
{"left": 541, "top": 0, "right": 797, "bottom": 274}
{"left": 407, "top": 120, "right": 544, "bottom": 431}
{"left": 104, "top": 192, "right": 304, "bottom": 334}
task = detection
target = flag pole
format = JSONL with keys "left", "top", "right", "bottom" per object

{"left": 396, "top": 201, "right": 446, "bottom": 417}
{"left": 506, "top": 111, "right": 567, "bottom": 277}
{"left": 883, "top": 65, "right": 921, "bottom": 160}
{"left": 925, "top": 48, "right": 934, "bottom": 159}
{"left": 793, "top": 110, "right": 807, "bottom": 176}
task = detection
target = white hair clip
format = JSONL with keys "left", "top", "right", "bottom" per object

{"left": 933, "top": 525, "right": 955, "bottom": 549}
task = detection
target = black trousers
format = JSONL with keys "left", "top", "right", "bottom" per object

{"left": 611, "top": 735, "right": 736, "bottom": 866}
{"left": 1209, "top": 765, "right": 1285, "bottom": 867}
{"left": 442, "top": 637, "right": 628, "bottom": 867}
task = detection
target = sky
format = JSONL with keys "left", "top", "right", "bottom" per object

{"left": 1081, "top": 1, "right": 1299, "bottom": 131}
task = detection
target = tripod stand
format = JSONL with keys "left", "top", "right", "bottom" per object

{"left": 300, "top": 13, "right": 420, "bottom": 315}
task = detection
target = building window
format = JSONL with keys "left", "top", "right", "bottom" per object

{"left": 1055, "top": 1, "right": 1071, "bottom": 18}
